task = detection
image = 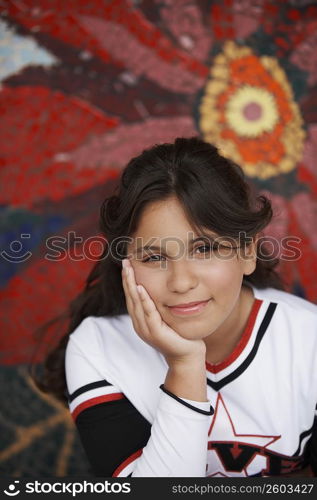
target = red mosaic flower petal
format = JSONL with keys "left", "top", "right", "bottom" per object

{"left": 259, "top": 190, "right": 317, "bottom": 303}
{"left": 0, "top": 236, "right": 106, "bottom": 365}
{"left": 0, "top": 86, "right": 119, "bottom": 207}
{"left": 287, "top": 203, "right": 317, "bottom": 301}
{"left": 7, "top": 0, "right": 208, "bottom": 93}
{"left": 65, "top": 116, "right": 197, "bottom": 172}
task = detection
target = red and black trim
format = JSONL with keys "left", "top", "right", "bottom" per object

{"left": 72, "top": 393, "right": 125, "bottom": 421}
{"left": 206, "top": 298, "right": 263, "bottom": 374}
{"left": 206, "top": 302, "right": 277, "bottom": 391}
{"left": 68, "top": 380, "right": 114, "bottom": 402}
{"left": 112, "top": 449, "right": 143, "bottom": 477}
{"left": 68, "top": 380, "right": 126, "bottom": 421}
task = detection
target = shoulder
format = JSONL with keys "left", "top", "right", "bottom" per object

{"left": 65, "top": 314, "right": 134, "bottom": 378}
{"left": 66, "top": 314, "right": 134, "bottom": 349}
{"left": 252, "top": 286, "right": 317, "bottom": 316}
{"left": 66, "top": 313, "right": 166, "bottom": 376}
{"left": 68, "top": 314, "right": 127, "bottom": 337}
{"left": 65, "top": 314, "right": 168, "bottom": 422}
{"left": 64, "top": 314, "right": 136, "bottom": 397}
{"left": 250, "top": 286, "right": 317, "bottom": 347}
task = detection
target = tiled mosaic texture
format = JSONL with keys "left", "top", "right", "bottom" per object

{"left": 0, "top": 0, "right": 316, "bottom": 476}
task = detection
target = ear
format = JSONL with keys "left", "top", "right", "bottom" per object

{"left": 241, "top": 233, "right": 260, "bottom": 276}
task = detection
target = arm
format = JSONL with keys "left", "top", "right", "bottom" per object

{"left": 65, "top": 337, "right": 212, "bottom": 477}
{"left": 164, "top": 355, "right": 208, "bottom": 402}
{"left": 282, "top": 414, "right": 317, "bottom": 477}
{"left": 73, "top": 396, "right": 151, "bottom": 477}
{"left": 308, "top": 413, "right": 317, "bottom": 476}
{"left": 132, "top": 356, "right": 212, "bottom": 477}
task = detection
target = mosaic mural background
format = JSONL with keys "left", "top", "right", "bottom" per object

{"left": 0, "top": 0, "right": 317, "bottom": 476}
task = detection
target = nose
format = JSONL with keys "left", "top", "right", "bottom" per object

{"left": 166, "top": 259, "right": 199, "bottom": 293}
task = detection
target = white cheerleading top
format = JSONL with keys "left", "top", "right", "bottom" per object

{"left": 65, "top": 285, "right": 317, "bottom": 477}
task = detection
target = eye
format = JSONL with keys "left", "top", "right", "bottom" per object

{"left": 195, "top": 244, "right": 212, "bottom": 254}
{"left": 142, "top": 254, "right": 165, "bottom": 263}
{"left": 142, "top": 244, "right": 219, "bottom": 263}
{"left": 194, "top": 243, "right": 220, "bottom": 257}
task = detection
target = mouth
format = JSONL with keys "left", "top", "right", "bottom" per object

{"left": 167, "top": 299, "right": 211, "bottom": 316}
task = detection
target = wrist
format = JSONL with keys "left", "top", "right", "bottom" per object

{"left": 165, "top": 349, "right": 206, "bottom": 370}
{"left": 164, "top": 358, "right": 208, "bottom": 402}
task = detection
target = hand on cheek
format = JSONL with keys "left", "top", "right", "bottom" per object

{"left": 121, "top": 258, "right": 206, "bottom": 364}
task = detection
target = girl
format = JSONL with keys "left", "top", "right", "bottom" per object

{"left": 34, "top": 137, "right": 317, "bottom": 477}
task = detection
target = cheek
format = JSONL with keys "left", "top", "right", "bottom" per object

{"left": 132, "top": 266, "right": 162, "bottom": 300}
{"left": 132, "top": 266, "right": 149, "bottom": 285}
{"left": 206, "top": 261, "right": 244, "bottom": 292}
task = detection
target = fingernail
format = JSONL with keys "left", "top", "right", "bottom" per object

{"left": 122, "top": 259, "right": 127, "bottom": 268}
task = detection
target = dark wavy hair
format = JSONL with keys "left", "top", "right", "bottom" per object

{"left": 30, "top": 136, "right": 285, "bottom": 405}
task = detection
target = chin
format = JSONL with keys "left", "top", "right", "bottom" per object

{"left": 170, "top": 324, "right": 207, "bottom": 340}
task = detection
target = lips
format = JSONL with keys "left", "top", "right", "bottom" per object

{"left": 168, "top": 299, "right": 209, "bottom": 308}
{"left": 167, "top": 299, "right": 211, "bottom": 316}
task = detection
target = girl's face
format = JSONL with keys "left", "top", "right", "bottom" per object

{"left": 126, "top": 196, "right": 257, "bottom": 342}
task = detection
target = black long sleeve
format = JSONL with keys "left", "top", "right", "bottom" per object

{"left": 75, "top": 397, "right": 152, "bottom": 477}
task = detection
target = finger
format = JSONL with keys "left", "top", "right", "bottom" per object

{"left": 124, "top": 262, "right": 141, "bottom": 306}
{"left": 122, "top": 266, "right": 143, "bottom": 336}
{"left": 122, "top": 261, "right": 149, "bottom": 335}
{"left": 137, "top": 285, "right": 157, "bottom": 317}
{"left": 137, "top": 285, "right": 164, "bottom": 332}
{"left": 121, "top": 266, "right": 134, "bottom": 315}
{"left": 125, "top": 262, "right": 150, "bottom": 335}
{"left": 137, "top": 285, "right": 190, "bottom": 355}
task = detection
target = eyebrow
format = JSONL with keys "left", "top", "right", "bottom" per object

{"left": 133, "top": 235, "right": 218, "bottom": 255}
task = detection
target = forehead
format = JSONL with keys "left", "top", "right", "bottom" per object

{"left": 132, "top": 197, "right": 209, "bottom": 236}
{"left": 127, "top": 198, "right": 219, "bottom": 249}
